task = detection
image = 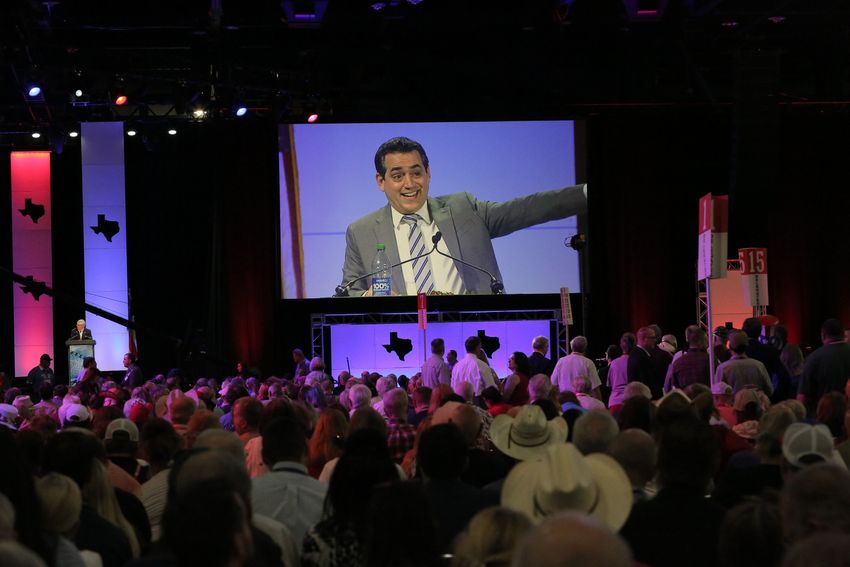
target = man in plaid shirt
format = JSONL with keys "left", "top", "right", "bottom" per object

{"left": 384, "top": 387, "right": 416, "bottom": 463}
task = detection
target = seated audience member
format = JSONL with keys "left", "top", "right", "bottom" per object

{"left": 410, "top": 387, "right": 432, "bottom": 427}
{"left": 244, "top": 398, "right": 298, "bottom": 479}
{"left": 481, "top": 386, "right": 512, "bottom": 417}
{"left": 781, "top": 463, "right": 850, "bottom": 545}
{"left": 501, "top": 352, "right": 531, "bottom": 406}
{"left": 501, "top": 443, "right": 631, "bottom": 530}
{"left": 490, "top": 405, "right": 568, "bottom": 463}
{"left": 302, "top": 429, "right": 399, "bottom": 567}
{"left": 34, "top": 472, "right": 94, "bottom": 566}
{"left": 370, "top": 376, "right": 395, "bottom": 416}
{"left": 167, "top": 396, "right": 196, "bottom": 440}
{"left": 182, "top": 408, "right": 222, "bottom": 449}
{"left": 139, "top": 418, "right": 181, "bottom": 541}
{"left": 347, "top": 384, "right": 372, "bottom": 418}
{"left": 715, "top": 331, "right": 774, "bottom": 397}
{"left": 418, "top": 423, "right": 499, "bottom": 553}
{"left": 716, "top": 496, "right": 783, "bottom": 567}
{"left": 232, "top": 396, "right": 262, "bottom": 445}
{"left": 608, "top": 428, "right": 657, "bottom": 503}
{"left": 451, "top": 380, "right": 494, "bottom": 448}
{"left": 251, "top": 417, "right": 327, "bottom": 544}
{"left": 363, "top": 482, "right": 441, "bottom": 567}
{"left": 782, "top": 533, "right": 850, "bottom": 567}
{"left": 620, "top": 414, "right": 726, "bottom": 567}
{"left": 510, "top": 512, "right": 632, "bottom": 567}
{"left": 616, "top": 395, "right": 655, "bottom": 434}
{"left": 32, "top": 384, "right": 59, "bottom": 422}
{"left": 42, "top": 430, "right": 133, "bottom": 567}
{"left": 572, "top": 409, "right": 618, "bottom": 455}
{"left": 307, "top": 408, "right": 347, "bottom": 478}
{"left": 452, "top": 507, "right": 532, "bottom": 567}
{"left": 384, "top": 388, "right": 416, "bottom": 464}
{"left": 781, "top": 422, "right": 841, "bottom": 474}
{"left": 731, "top": 388, "right": 764, "bottom": 441}
{"left": 61, "top": 403, "right": 92, "bottom": 430}
{"left": 713, "top": 406, "right": 795, "bottom": 508}
{"left": 433, "top": 402, "right": 510, "bottom": 488}
{"left": 816, "top": 391, "right": 847, "bottom": 442}
{"left": 105, "top": 418, "right": 149, "bottom": 485}
{"left": 572, "top": 376, "right": 605, "bottom": 411}
{"left": 527, "top": 374, "right": 553, "bottom": 404}
{"left": 712, "top": 381, "right": 736, "bottom": 426}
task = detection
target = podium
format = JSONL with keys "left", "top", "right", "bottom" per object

{"left": 66, "top": 339, "right": 96, "bottom": 385}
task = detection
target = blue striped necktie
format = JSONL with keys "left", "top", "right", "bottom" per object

{"left": 401, "top": 214, "right": 435, "bottom": 294}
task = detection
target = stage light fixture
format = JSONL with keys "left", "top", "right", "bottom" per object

{"left": 235, "top": 106, "right": 248, "bottom": 117}
{"left": 192, "top": 108, "right": 207, "bottom": 119}
{"left": 307, "top": 113, "right": 319, "bottom": 123}
{"left": 31, "top": 132, "right": 41, "bottom": 139}
{"left": 168, "top": 129, "right": 177, "bottom": 136}
{"left": 75, "top": 89, "right": 83, "bottom": 97}
{"left": 69, "top": 131, "right": 79, "bottom": 138}
{"left": 28, "top": 85, "right": 42, "bottom": 97}
{"left": 115, "top": 94, "right": 128, "bottom": 105}
{"left": 127, "top": 130, "right": 137, "bottom": 137}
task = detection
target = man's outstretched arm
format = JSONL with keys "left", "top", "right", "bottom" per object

{"left": 473, "top": 184, "right": 588, "bottom": 239}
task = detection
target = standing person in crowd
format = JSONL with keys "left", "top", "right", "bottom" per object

{"left": 528, "top": 335, "right": 555, "bottom": 377}
{"left": 798, "top": 318, "right": 850, "bottom": 416}
{"left": 551, "top": 336, "right": 602, "bottom": 398}
{"left": 421, "top": 338, "right": 451, "bottom": 389}
{"left": 451, "top": 336, "right": 496, "bottom": 396}
{"left": 122, "top": 353, "right": 144, "bottom": 389}
{"left": 628, "top": 327, "right": 664, "bottom": 399}
{"left": 293, "top": 349, "right": 310, "bottom": 377}
{"left": 608, "top": 333, "right": 634, "bottom": 412}
{"left": 26, "top": 354, "right": 54, "bottom": 399}
{"left": 742, "top": 317, "right": 790, "bottom": 401}
{"left": 500, "top": 352, "right": 531, "bottom": 406}
{"left": 668, "top": 327, "right": 711, "bottom": 391}
{"left": 447, "top": 350, "right": 459, "bottom": 371}
{"left": 715, "top": 331, "right": 773, "bottom": 397}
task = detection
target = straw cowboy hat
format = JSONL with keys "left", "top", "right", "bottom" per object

{"left": 490, "top": 405, "right": 568, "bottom": 461}
{"left": 501, "top": 443, "right": 633, "bottom": 531}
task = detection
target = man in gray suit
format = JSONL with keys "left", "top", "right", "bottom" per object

{"left": 339, "top": 136, "right": 587, "bottom": 295}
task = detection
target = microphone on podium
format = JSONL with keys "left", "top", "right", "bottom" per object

{"left": 334, "top": 238, "right": 441, "bottom": 297}
{"left": 431, "top": 232, "right": 505, "bottom": 294}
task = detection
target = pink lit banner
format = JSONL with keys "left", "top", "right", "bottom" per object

{"left": 11, "top": 151, "right": 54, "bottom": 377}
{"left": 81, "top": 122, "right": 129, "bottom": 372}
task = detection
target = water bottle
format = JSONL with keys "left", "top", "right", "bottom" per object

{"left": 371, "top": 244, "right": 392, "bottom": 296}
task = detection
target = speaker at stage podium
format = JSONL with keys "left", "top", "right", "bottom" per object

{"left": 65, "top": 339, "right": 96, "bottom": 385}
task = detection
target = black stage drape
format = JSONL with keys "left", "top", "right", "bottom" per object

{"left": 4, "top": 109, "right": 850, "bottom": 378}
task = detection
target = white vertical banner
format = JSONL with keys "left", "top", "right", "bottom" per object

{"left": 81, "top": 122, "right": 129, "bottom": 372}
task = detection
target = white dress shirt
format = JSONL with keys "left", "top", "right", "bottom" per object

{"left": 251, "top": 461, "right": 327, "bottom": 546}
{"left": 551, "top": 353, "right": 601, "bottom": 393}
{"left": 451, "top": 353, "right": 496, "bottom": 395}
{"left": 391, "top": 203, "right": 464, "bottom": 295}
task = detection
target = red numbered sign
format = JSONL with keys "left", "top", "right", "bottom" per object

{"left": 739, "top": 248, "right": 767, "bottom": 275}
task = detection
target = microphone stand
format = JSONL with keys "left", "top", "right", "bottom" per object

{"left": 431, "top": 232, "right": 505, "bottom": 294}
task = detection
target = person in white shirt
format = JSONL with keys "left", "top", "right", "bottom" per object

{"left": 551, "top": 336, "right": 602, "bottom": 398}
{"left": 451, "top": 336, "right": 496, "bottom": 396}
{"left": 251, "top": 417, "right": 327, "bottom": 546}
{"left": 421, "top": 338, "right": 451, "bottom": 388}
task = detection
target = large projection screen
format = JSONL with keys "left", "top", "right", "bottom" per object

{"left": 281, "top": 120, "right": 582, "bottom": 298}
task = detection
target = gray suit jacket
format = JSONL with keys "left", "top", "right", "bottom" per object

{"left": 339, "top": 184, "right": 587, "bottom": 295}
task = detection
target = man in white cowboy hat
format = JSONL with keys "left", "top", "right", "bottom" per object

{"left": 501, "top": 442, "right": 632, "bottom": 532}
{"left": 490, "top": 405, "right": 568, "bottom": 462}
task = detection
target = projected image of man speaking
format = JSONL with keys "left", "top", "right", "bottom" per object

{"left": 339, "top": 136, "right": 588, "bottom": 296}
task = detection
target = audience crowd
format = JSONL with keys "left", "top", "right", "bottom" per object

{"left": 2, "top": 316, "right": 850, "bottom": 567}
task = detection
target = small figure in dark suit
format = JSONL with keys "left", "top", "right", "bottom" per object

{"left": 69, "top": 319, "right": 93, "bottom": 341}
{"left": 122, "top": 352, "right": 144, "bottom": 388}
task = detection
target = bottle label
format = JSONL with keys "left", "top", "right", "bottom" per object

{"left": 372, "top": 276, "right": 392, "bottom": 296}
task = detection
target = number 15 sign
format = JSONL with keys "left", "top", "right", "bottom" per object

{"left": 697, "top": 194, "right": 729, "bottom": 281}
{"left": 739, "top": 247, "right": 769, "bottom": 307}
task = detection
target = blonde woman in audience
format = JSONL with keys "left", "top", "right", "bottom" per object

{"left": 83, "top": 459, "right": 140, "bottom": 558}
{"left": 452, "top": 507, "right": 532, "bottom": 567}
